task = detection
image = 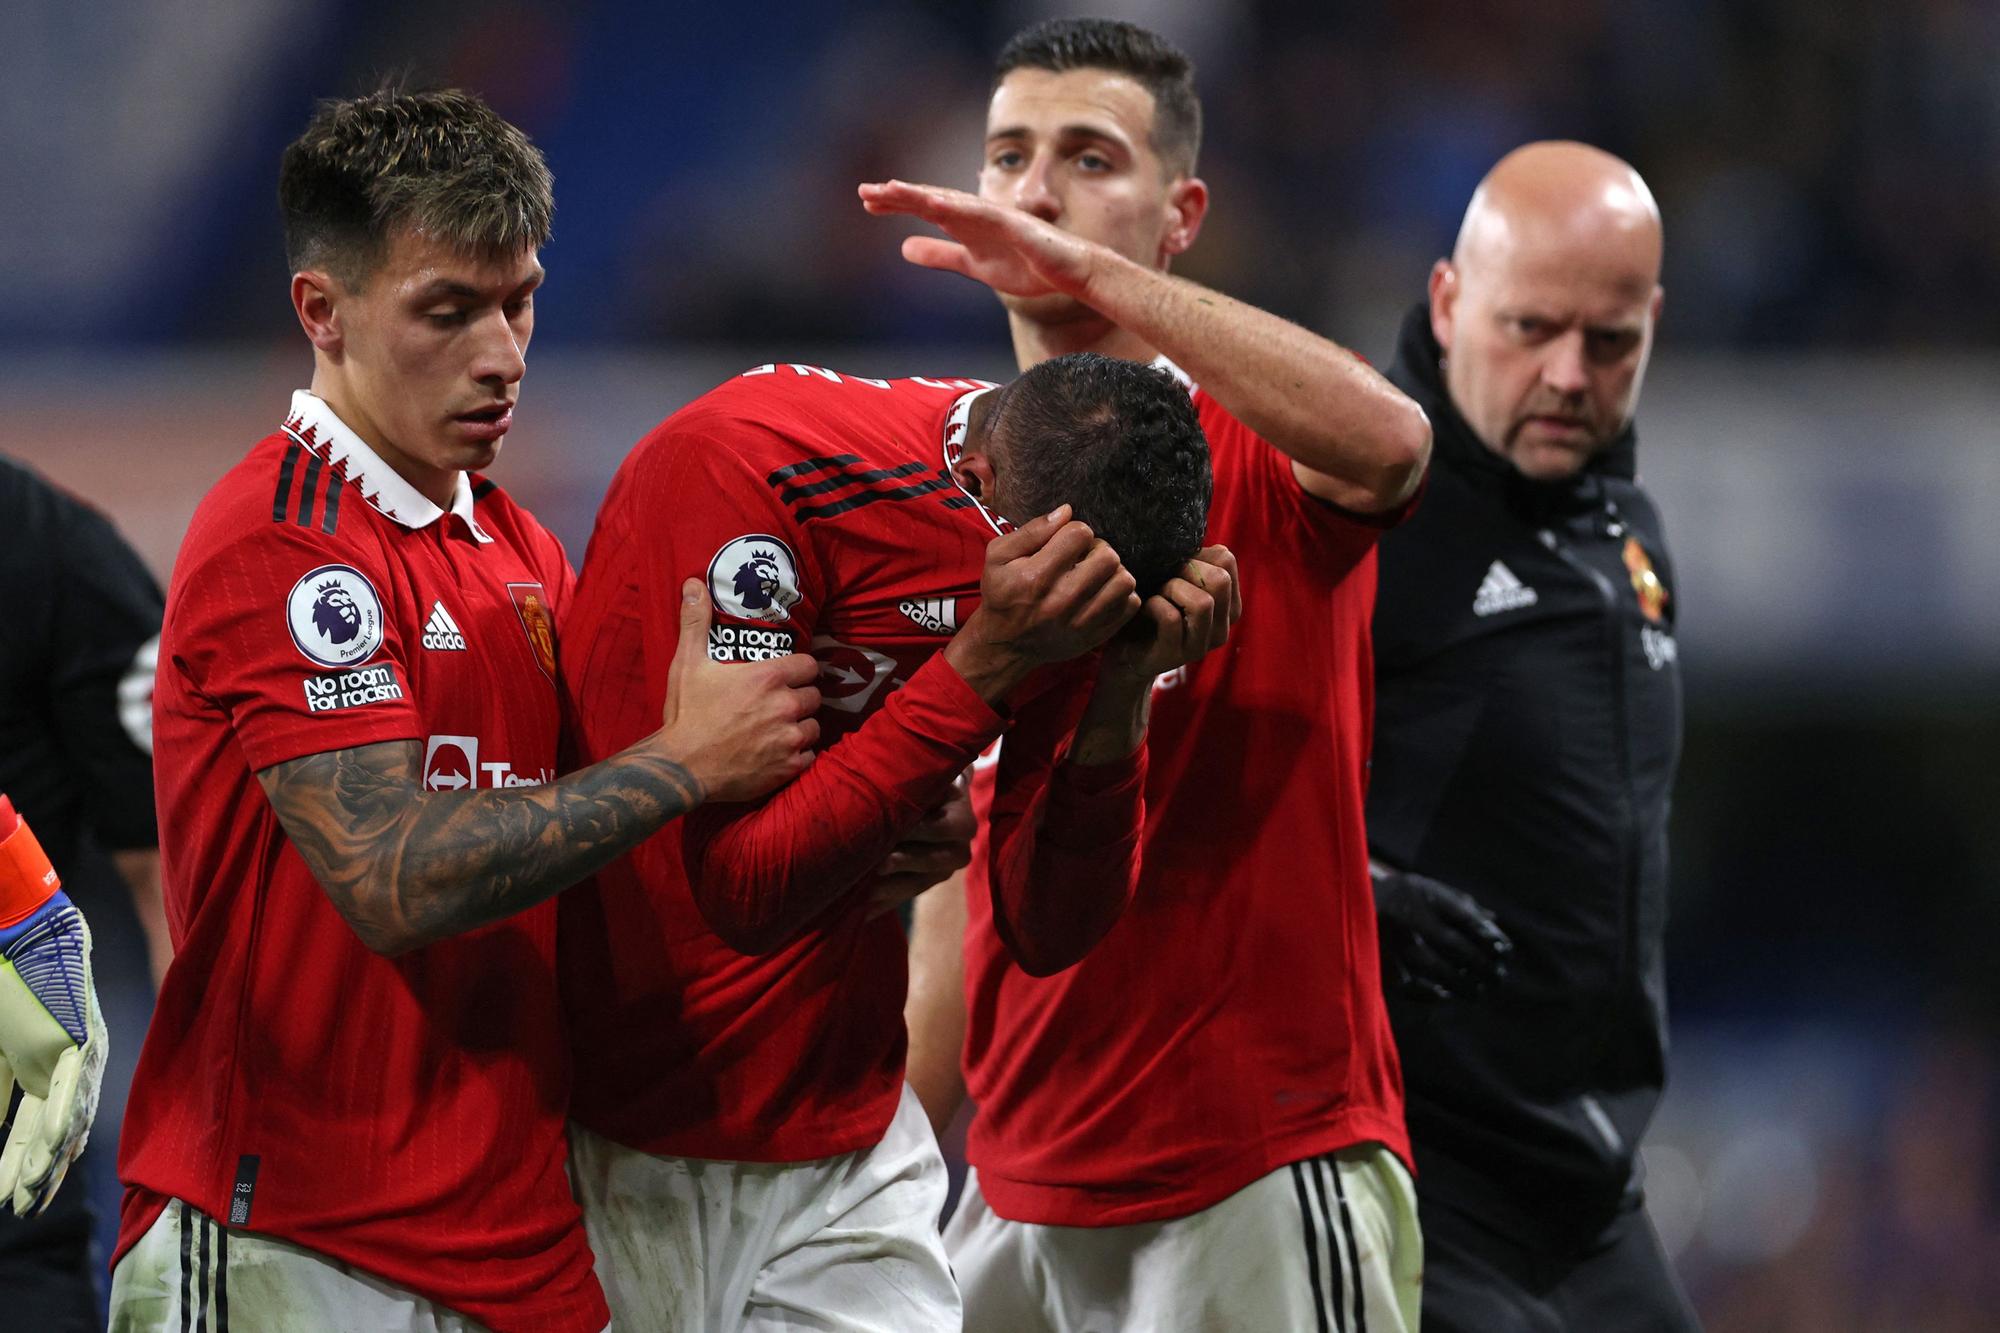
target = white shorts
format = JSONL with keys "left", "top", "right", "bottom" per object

{"left": 570, "top": 1083, "right": 960, "bottom": 1332}
{"left": 108, "top": 1198, "right": 503, "bottom": 1332}
{"left": 945, "top": 1143, "right": 1422, "bottom": 1333}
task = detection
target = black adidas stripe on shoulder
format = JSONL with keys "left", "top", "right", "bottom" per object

{"left": 764, "top": 455, "right": 957, "bottom": 525}
{"left": 271, "top": 442, "right": 301, "bottom": 522}
{"left": 274, "top": 432, "right": 345, "bottom": 534}
{"left": 767, "top": 455, "right": 862, "bottom": 486}
{"left": 319, "top": 466, "right": 340, "bottom": 533}
{"left": 777, "top": 460, "right": 929, "bottom": 505}
{"left": 295, "top": 451, "right": 323, "bottom": 527}
{"left": 795, "top": 474, "right": 953, "bottom": 522}
{"left": 471, "top": 478, "right": 498, "bottom": 501}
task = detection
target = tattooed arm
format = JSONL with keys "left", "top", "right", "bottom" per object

{"left": 258, "top": 580, "right": 821, "bottom": 956}
{"left": 259, "top": 737, "right": 704, "bottom": 954}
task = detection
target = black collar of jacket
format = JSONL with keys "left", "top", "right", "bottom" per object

{"left": 1388, "top": 302, "right": 1639, "bottom": 521}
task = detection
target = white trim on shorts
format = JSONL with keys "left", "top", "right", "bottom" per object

{"left": 946, "top": 1143, "right": 1420, "bottom": 1333}
{"left": 108, "top": 1199, "right": 506, "bottom": 1333}
{"left": 1288, "top": 1154, "right": 1366, "bottom": 1333}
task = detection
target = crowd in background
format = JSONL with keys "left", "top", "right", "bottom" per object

{"left": 6, "top": 0, "right": 1998, "bottom": 351}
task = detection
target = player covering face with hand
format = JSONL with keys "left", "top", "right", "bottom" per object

{"left": 558, "top": 349, "right": 1237, "bottom": 1332}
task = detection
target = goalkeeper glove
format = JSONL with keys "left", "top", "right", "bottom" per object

{"left": 0, "top": 794, "right": 108, "bottom": 1215}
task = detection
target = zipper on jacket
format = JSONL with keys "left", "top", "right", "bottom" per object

{"left": 1538, "top": 506, "right": 1644, "bottom": 1014}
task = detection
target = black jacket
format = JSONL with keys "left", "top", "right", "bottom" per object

{"left": 0, "top": 455, "right": 163, "bottom": 877}
{"left": 1369, "top": 306, "right": 1684, "bottom": 1251}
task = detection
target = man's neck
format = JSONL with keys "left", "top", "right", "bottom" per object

{"left": 1008, "top": 311, "right": 1159, "bottom": 373}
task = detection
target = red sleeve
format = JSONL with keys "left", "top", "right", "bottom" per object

{"left": 631, "top": 419, "right": 1009, "bottom": 954}
{"left": 979, "top": 670, "right": 1148, "bottom": 977}
{"left": 682, "top": 651, "right": 1007, "bottom": 953}
{"left": 1195, "top": 387, "right": 1418, "bottom": 548}
{"left": 170, "top": 519, "right": 421, "bottom": 772}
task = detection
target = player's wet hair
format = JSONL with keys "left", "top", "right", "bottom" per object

{"left": 996, "top": 18, "right": 1202, "bottom": 175}
{"left": 992, "top": 353, "right": 1212, "bottom": 598}
{"left": 279, "top": 84, "right": 553, "bottom": 285}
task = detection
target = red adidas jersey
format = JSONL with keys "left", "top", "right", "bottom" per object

{"left": 561, "top": 364, "right": 1138, "bottom": 1163}
{"left": 115, "top": 392, "right": 605, "bottom": 1333}
{"left": 962, "top": 382, "right": 1413, "bottom": 1227}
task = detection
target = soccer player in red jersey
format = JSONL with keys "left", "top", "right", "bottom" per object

{"left": 558, "top": 350, "right": 1236, "bottom": 1330}
{"left": 879, "top": 18, "right": 1435, "bottom": 1332}
{"left": 108, "top": 88, "right": 820, "bottom": 1333}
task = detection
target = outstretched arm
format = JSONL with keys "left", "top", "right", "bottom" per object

{"left": 860, "top": 180, "right": 1430, "bottom": 512}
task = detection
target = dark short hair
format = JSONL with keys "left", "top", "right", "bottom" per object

{"left": 994, "top": 353, "right": 1212, "bottom": 597}
{"left": 279, "top": 84, "right": 553, "bottom": 284}
{"left": 995, "top": 18, "right": 1202, "bottom": 175}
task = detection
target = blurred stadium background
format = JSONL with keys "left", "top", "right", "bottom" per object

{"left": 6, "top": 1, "right": 1998, "bottom": 1326}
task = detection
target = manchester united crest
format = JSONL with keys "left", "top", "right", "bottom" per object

{"left": 507, "top": 582, "right": 558, "bottom": 681}
{"left": 1622, "top": 538, "right": 1669, "bottom": 624}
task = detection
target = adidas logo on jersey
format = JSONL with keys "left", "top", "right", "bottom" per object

{"left": 899, "top": 596, "right": 958, "bottom": 635}
{"left": 422, "top": 601, "right": 467, "bottom": 650}
{"left": 1473, "top": 561, "right": 1539, "bottom": 617}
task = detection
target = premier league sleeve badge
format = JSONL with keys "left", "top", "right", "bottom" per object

{"left": 287, "top": 564, "right": 386, "bottom": 668}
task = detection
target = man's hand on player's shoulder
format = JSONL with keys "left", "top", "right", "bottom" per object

{"left": 1104, "top": 545, "right": 1242, "bottom": 685}
{"left": 658, "top": 580, "right": 821, "bottom": 803}
{"left": 946, "top": 506, "right": 1141, "bottom": 704}
{"left": 860, "top": 179, "right": 1100, "bottom": 304}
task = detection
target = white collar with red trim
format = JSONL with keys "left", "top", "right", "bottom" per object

{"left": 941, "top": 387, "right": 1008, "bottom": 536}
{"left": 283, "top": 390, "right": 492, "bottom": 543}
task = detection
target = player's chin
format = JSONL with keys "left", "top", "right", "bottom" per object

{"left": 433, "top": 433, "right": 503, "bottom": 475}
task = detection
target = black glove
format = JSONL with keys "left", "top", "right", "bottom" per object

{"left": 1372, "top": 863, "right": 1512, "bottom": 1002}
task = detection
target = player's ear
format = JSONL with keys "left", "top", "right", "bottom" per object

{"left": 1161, "top": 176, "right": 1208, "bottom": 260}
{"left": 1428, "top": 259, "right": 1459, "bottom": 353}
{"left": 292, "top": 270, "right": 344, "bottom": 356}
{"left": 952, "top": 449, "right": 996, "bottom": 501}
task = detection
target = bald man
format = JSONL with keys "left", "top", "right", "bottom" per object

{"left": 1367, "top": 141, "right": 1700, "bottom": 1330}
